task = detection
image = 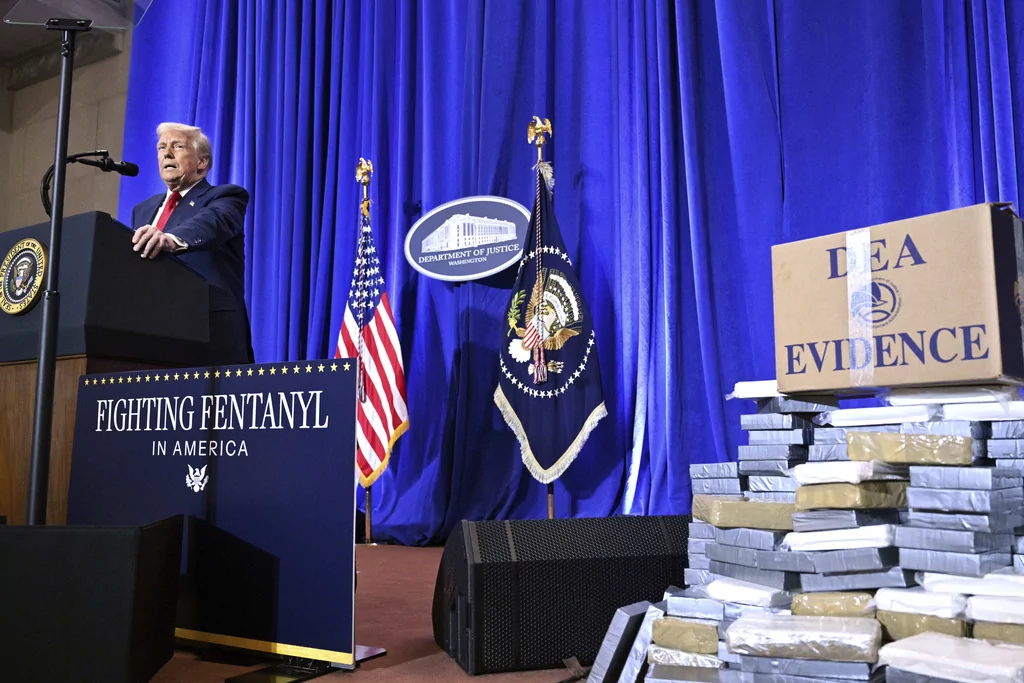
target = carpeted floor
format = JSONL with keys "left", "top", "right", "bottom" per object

{"left": 152, "top": 545, "right": 567, "bottom": 682}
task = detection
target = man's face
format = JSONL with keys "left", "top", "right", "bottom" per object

{"left": 157, "top": 131, "right": 208, "bottom": 190}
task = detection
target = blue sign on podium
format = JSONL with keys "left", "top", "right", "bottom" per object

{"left": 67, "top": 359, "right": 358, "bottom": 668}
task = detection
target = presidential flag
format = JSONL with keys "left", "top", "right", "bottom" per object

{"left": 495, "top": 164, "right": 607, "bottom": 483}
{"left": 335, "top": 205, "right": 409, "bottom": 487}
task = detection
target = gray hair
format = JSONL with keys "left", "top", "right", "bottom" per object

{"left": 156, "top": 122, "right": 213, "bottom": 170}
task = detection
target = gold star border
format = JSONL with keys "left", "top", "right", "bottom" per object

{"left": 81, "top": 361, "right": 348, "bottom": 386}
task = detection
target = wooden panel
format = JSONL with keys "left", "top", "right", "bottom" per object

{"left": 0, "top": 356, "right": 172, "bottom": 525}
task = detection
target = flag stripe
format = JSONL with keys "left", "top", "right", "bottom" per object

{"left": 377, "top": 294, "right": 408, "bottom": 396}
{"left": 371, "top": 307, "right": 408, "bottom": 417}
{"left": 358, "top": 347, "right": 399, "bottom": 440}
{"left": 365, "top": 311, "right": 407, "bottom": 424}
{"left": 361, "top": 331, "right": 403, "bottom": 432}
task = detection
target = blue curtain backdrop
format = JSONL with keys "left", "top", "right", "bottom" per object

{"left": 118, "top": 0, "right": 1024, "bottom": 545}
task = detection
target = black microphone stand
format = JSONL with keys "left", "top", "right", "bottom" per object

{"left": 26, "top": 17, "right": 93, "bottom": 525}
{"left": 39, "top": 150, "right": 111, "bottom": 217}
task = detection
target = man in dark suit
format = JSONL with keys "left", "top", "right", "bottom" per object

{"left": 131, "top": 122, "right": 254, "bottom": 365}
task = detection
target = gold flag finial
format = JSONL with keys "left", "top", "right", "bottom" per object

{"left": 356, "top": 158, "right": 373, "bottom": 217}
{"left": 527, "top": 116, "right": 552, "bottom": 164}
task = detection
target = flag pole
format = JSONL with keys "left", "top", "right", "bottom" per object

{"left": 529, "top": 117, "right": 554, "bottom": 520}
{"left": 356, "top": 157, "right": 374, "bottom": 545}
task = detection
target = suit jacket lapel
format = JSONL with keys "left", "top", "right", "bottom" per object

{"left": 139, "top": 193, "right": 163, "bottom": 227}
{"left": 165, "top": 179, "right": 212, "bottom": 231}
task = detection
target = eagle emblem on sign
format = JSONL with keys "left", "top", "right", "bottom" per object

{"left": 186, "top": 464, "right": 209, "bottom": 493}
{"left": 506, "top": 267, "right": 582, "bottom": 375}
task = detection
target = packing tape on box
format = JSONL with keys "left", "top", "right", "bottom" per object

{"left": 790, "top": 592, "right": 877, "bottom": 618}
{"left": 725, "top": 614, "right": 882, "bottom": 663}
{"left": 845, "top": 227, "right": 875, "bottom": 388}
{"left": 974, "top": 621, "right": 1024, "bottom": 647}
{"left": 876, "top": 609, "right": 969, "bottom": 641}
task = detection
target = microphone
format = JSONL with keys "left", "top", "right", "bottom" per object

{"left": 74, "top": 156, "right": 139, "bottom": 177}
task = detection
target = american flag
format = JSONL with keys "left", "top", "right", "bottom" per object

{"left": 335, "top": 212, "right": 409, "bottom": 487}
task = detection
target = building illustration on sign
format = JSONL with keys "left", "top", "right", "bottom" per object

{"left": 421, "top": 214, "right": 517, "bottom": 253}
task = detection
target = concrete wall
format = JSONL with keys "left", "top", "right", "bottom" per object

{"left": 1, "top": 38, "right": 131, "bottom": 233}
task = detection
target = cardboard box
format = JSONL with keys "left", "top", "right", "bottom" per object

{"left": 773, "top": 203, "right": 1024, "bottom": 393}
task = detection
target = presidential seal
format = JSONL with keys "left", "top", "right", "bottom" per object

{"left": 0, "top": 238, "right": 47, "bottom": 315}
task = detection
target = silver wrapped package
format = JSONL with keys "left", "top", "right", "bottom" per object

{"left": 738, "top": 445, "right": 809, "bottom": 461}
{"left": 877, "top": 632, "right": 1024, "bottom": 683}
{"left": 688, "top": 539, "right": 709, "bottom": 555}
{"left": 706, "top": 543, "right": 759, "bottom": 568}
{"left": 736, "top": 655, "right": 876, "bottom": 680}
{"left": 741, "top": 413, "right": 814, "bottom": 431}
{"left": 992, "top": 421, "right": 1024, "bottom": 439}
{"left": 612, "top": 601, "right": 665, "bottom": 683}
{"left": 907, "top": 509, "right": 1024, "bottom": 533}
{"left": 709, "top": 560, "right": 801, "bottom": 591}
{"left": 720, "top": 671, "right": 885, "bottom": 683}
{"left": 998, "top": 459, "right": 1024, "bottom": 470}
{"left": 704, "top": 577, "right": 794, "bottom": 608}
{"left": 909, "top": 465, "right": 1023, "bottom": 490}
{"left": 988, "top": 440, "right": 1024, "bottom": 459}
{"left": 646, "top": 645, "right": 725, "bottom": 668}
{"left": 692, "top": 478, "right": 745, "bottom": 495}
{"left": 747, "top": 492, "right": 798, "bottom": 503}
{"left": 898, "top": 548, "right": 1011, "bottom": 577}
{"left": 1016, "top": 555, "right": 1024, "bottom": 569}
{"left": 791, "top": 509, "right": 901, "bottom": 532}
{"left": 812, "top": 547, "right": 900, "bottom": 574}
{"left": 689, "top": 554, "right": 711, "bottom": 569}
{"left": 907, "top": 487, "right": 1024, "bottom": 513}
{"left": 715, "top": 527, "right": 786, "bottom": 551}
{"left": 644, "top": 664, "right": 721, "bottom": 683}
{"left": 757, "top": 396, "right": 838, "bottom": 414}
{"left": 895, "top": 526, "right": 1013, "bottom": 553}
{"left": 585, "top": 600, "right": 650, "bottom": 683}
{"left": 800, "top": 567, "right": 915, "bottom": 592}
{"left": 689, "top": 521, "right": 716, "bottom": 539}
{"left": 749, "top": 476, "right": 798, "bottom": 493}
{"left": 748, "top": 430, "right": 812, "bottom": 446}
{"left": 885, "top": 668, "right": 962, "bottom": 683}
{"left": 809, "top": 444, "right": 850, "bottom": 461}
{"left": 756, "top": 550, "right": 817, "bottom": 573}
{"left": 665, "top": 595, "right": 724, "bottom": 621}
{"left": 684, "top": 569, "right": 721, "bottom": 586}
{"left": 740, "top": 460, "right": 807, "bottom": 476}
{"left": 718, "top": 640, "right": 741, "bottom": 664}
{"left": 724, "top": 614, "right": 882, "bottom": 663}
{"left": 1015, "top": 534, "right": 1024, "bottom": 554}
{"left": 690, "top": 462, "right": 740, "bottom": 479}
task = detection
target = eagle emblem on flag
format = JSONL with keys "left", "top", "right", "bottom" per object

{"left": 495, "top": 160, "right": 606, "bottom": 484}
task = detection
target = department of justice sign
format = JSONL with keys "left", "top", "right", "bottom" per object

{"left": 0, "top": 238, "right": 46, "bottom": 315}
{"left": 404, "top": 196, "right": 530, "bottom": 281}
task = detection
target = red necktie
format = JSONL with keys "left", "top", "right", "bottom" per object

{"left": 155, "top": 191, "right": 182, "bottom": 231}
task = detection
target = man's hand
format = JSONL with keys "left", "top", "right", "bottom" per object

{"left": 132, "top": 225, "right": 180, "bottom": 259}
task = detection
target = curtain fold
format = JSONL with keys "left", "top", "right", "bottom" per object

{"left": 119, "top": 0, "right": 1023, "bottom": 545}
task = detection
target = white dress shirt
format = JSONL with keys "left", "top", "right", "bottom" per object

{"left": 155, "top": 180, "right": 201, "bottom": 251}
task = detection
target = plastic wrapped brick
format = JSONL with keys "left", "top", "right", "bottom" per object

{"left": 756, "top": 550, "right": 817, "bottom": 574}
{"left": 688, "top": 539, "right": 709, "bottom": 555}
{"left": 692, "top": 478, "right": 745, "bottom": 496}
{"left": 909, "top": 466, "right": 1023, "bottom": 490}
{"left": 899, "top": 548, "right": 1010, "bottom": 577}
{"left": 724, "top": 614, "right": 882, "bottom": 663}
{"left": 747, "top": 492, "right": 797, "bottom": 503}
{"left": 895, "top": 526, "right": 1013, "bottom": 554}
{"left": 717, "top": 640, "right": 741, "bottom": 664}
{"left": 587, "top": 600, "right": 651, "bottom": 683}
{"left": 966, "top": 596, "right": 1024, "bottom": 626}
{"left": 689, "top": 462, "right": 739, "bottom": 479}
{"left": 756, "top": 395, "right": 839, "bottom": 414}
{"left": 704, "top": 578, "right": 793, "bottom": 608}
{"left": 877, "top": 609, "right": 969, "bottom": 641}
{"left": 795, "top": 482, "right": 908, "bottom": 511}
{"left": 708, "top": 560, "right": 801, "bottom": 591}
{"left": 646, "top": 645, "right": 725, "bottom": 668}
{"left": 875, "top": 587, "right": 967, "bottom": 619}
{"left": 993, "top": 422, "right": 1024, "bottom": 439}
{"left": 666, "top": 595, "right": 724, "bottom": 621}
{"left": 944, "top": 402, "right": 1024, "bottom": 422}
{"left": 614, "top": 601, "right": 666, "bottom": 683}
{"left": 987, "top": 440, "right": 1024, "bottom": 459}
{"left": 740, "top": 460, "right": 806, "bottom": 476}
{"left": 706, "top": 543, "right": 759, "bottom": 568}
{"left": 817, "top": 405, "right": 939, "bottom": 427}
{"left": 847, "top": 432, "right": 975, "bottom": 465}
{"left": 689, "top": 521, "right": 716, "bottom": 539}
{"left": 809, "top": 444, "right": 850, "bottom": 461}
{"left": 800, "top": 567, "right": 915, "bottom": 593}
{"left": 885, "top": 668, "right": 966, "bottom": 683}
{"left": 886, "top": 387, "right": 1014, "bottom": 408}
{"left": 907, "top": 510, "right": 1024, "bottom": 534}
{"left": 812, "top": 547, "right": 899, "bottom": 573}
{"left": 691, "top": 496, "right": 794, "bottom": 531}
{"left": 651, "top": 617, "right": 719, "bottom": 654}
{"left": 791, "top": 461, "right": 908, "bottom": 486}
{"left": 974, "top": 622, "right": 1024, "bottom": 647}
{"left": 1016, "top": 555, "right": 1024, "bottom": 569}
{"left": 741, "top": 413, "right": 814, "bottom": 431}
{"left": 790, "top": 592, "right": 876, "bottom": 618}
{"left": 738, "top": 445, "right": 808, "bottom": 461}
{"left": 877, "top": 632, "right": 1024, "bottom": 683}
{"left": 748, "top": 430, "right": 812, "bottom": 446}
{"left": 689, "top": 554, "right": 710, "bottom": 570}
{"left": 684, "top": 568, "right": 721, "bottom": 586}
{"left": 644, "top": 664, "right": 720, "bottom": 683}
{"left": 907, "top": 487, "right": 1023, "bottom": 514}
{"left": 782, "top": 525, "right": 895, "bottom": 552}
{"left": 714, "top": 527, "right": 786, "bottom": 551}
{"left": 722, "top": 602, "right": 793, "bottom": 622}
{"left": 791, "top": 509, "right": 901, "bottom": 533}
{"left": 1015, "top": 535, "right": 1024, "bottom": 554}
{"left": 736, "top": 655, "right": 875, "bottom": 680}
{"left": 749, "top": 476, "right": 798, "bottom": 493}
{"left": 916, "top": 568, "right": 1024, "bottom": 597}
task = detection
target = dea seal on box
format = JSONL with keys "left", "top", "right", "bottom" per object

{"left": 404, "top": 196, "right": 530, "bottom": 281}
{"left": 0, "top": 238, "right": 47, "bottom": 315}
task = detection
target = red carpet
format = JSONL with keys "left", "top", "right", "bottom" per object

{"left": 152, "top": 545, "right": 567, "bottom": 682}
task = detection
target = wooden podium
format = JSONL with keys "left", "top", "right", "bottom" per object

{"left": 0, "top": 212, "right": 212, "bottom": 525}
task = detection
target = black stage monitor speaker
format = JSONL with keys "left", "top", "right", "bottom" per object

{"left": 431, "top": 514, "right": 690, "bottom": 675}
{"left": 0, "top": 515, "right": 184, "bottom": 683}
